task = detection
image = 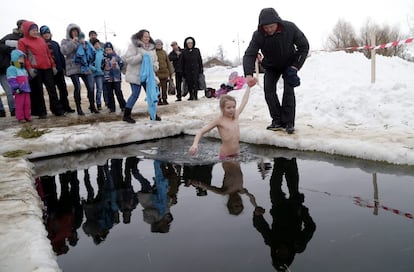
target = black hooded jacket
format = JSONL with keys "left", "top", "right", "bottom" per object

{"left": 179, "top": 36, "right": 203, "bottom": 81}
{"left": 0, "top": 28, "right": 23, "bottom": 74}
{"left": 243, "top": 8, "right": 309, "bottom": 76}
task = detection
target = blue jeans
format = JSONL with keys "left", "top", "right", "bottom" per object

{"left": 94, "top": 75, "right": 104, "bottom": 106}
{"left": 125, "top": 83, "right": 142, "bottom": 109}
{"left": 0, "top": 74, "right": 15, "bottom": 112}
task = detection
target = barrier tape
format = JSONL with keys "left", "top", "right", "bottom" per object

{"left": 301, "top": 187, "right": 413, "bottom": 221}
{"left": 354, "top": 196, "right": 414, "bottom": 220}
{"left": 312, "top": 37, "right": 414, "bottom": 52}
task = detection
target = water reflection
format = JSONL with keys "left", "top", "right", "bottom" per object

{"left": 35, "top": 171, "right": 83, "bottom": 255}
{"left": 252, "top": 158, "right": 316, "bottom": 271}
{"left": 191, "top": 161, "right": 248, "bottom": 215}
{"left": 183, "top": 163, "right": 214, "bottom": 197}
{"left": 36, "top": 155, "right": 316, "bottom": 270}
{"left": 31, "top": 138, "right": 414, "bottom": 271}
{"left": 140, "top": 160, "right": 174, "bottom": 233}
{"left": 82, "top": 161, "right": 119, "bottom": 245}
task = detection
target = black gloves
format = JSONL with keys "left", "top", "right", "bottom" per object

{"left": 284, "top": 66, "right": 300, "bottom": 87}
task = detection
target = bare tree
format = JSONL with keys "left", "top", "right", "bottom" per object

{"left": 325, "top": 19, "right": 358, "bottom": 52}
{"left": 360, "top": 19, "right": 403, "bottom": 58}
{"left": 326, "top": 18, "right": 407, "bottom": 59}
{"left": 216, "top": 45, "right": 225, "bottom": 61}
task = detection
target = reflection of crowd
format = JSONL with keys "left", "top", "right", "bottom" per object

{"left": 36, "top": 156, "right": 186, "bottom": 255}
{"left": 35, "top": 156, "right": 316, "bottom": 271}
{"left": 35, "top": 171, "right": 83, "bottom": 255}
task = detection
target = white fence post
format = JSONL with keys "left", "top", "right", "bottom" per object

{"left": 371, "top": 33, "right": 376, "bottom": 83}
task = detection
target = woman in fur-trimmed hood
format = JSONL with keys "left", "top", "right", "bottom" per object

{"left": 60, "top": 23, "right": 98, "bottom": 115}
{"left": 60, "top": 23, "right": 82, "bottom": 76}
{"left": 123, "top": 30, "right": 159, "bottom": 85}
{"left": 122, "top": 29, "right": 160, "bottom": 123}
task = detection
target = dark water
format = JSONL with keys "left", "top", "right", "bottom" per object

{"left": 31, "top": 135, "right": 414, "bottom": 272}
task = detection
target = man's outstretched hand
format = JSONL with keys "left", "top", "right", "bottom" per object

{"left": 246, "top": 75, "right": 257, "bottom": 87}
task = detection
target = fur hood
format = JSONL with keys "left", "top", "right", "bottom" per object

{"left": 65, "top": 23, "right": 81, "bottom": 39}
{"left": 132, "top": 38, "right": 156, "bottom": 50}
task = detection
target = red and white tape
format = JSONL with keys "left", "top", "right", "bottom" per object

{"left": 312, "top": 37, "right": 414, "bottom": 52}
{"left": 302, "top": 187, "right": 413, "bottom": 221}
{"left": 354, "top": 196, "right": 413, "bottom": 220}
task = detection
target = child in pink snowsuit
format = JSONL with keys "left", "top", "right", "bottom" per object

{"left": 228, "top": 71, "right": 246, "bottom": 90}
{"left": 6, "top": 49, "right": 31, "bottom": 123}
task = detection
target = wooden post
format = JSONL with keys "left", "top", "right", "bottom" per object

{"left": 371, "top": 33, "right": 376, "bottom": 83}
{"left": 373, "top": 173, "right": 379, "bottom": 215}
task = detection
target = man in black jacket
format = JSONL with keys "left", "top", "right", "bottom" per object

{"left": 168, "top": 41, "right": 183, "bottom": 101}
{"left": 243, "top": 8, "right": 309, "bottom": 134}
{"left": 0, "top": 20, "right": 25, "bottom": 117}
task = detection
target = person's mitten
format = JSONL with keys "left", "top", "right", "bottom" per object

{"left": 284, "top": 66, "right": 300, "bottom": 87}
{"left": 28, "top": 68, "right": 37, "bottom": 79}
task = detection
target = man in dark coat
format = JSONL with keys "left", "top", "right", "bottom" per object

{"left": 40, "top": 25, "right": 75, "bottom": 113}
{"left": 168, "top": 41, "right": 183, "bottom": 101}
{"left": 243, "top": 8, "right": 309, "bottom": 134}
{"left": 0, "top": 20, "right": 25, "bottom": 117}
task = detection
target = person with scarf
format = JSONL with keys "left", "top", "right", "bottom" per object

{"left": 122, "top": 29, "right": 160, "bottom": 123}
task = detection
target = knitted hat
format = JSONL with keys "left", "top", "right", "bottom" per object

{"left": 104, "top": 42, "right": 113, "bottom": 49}
{"left": 154, "top": 39, "right": 163, "bottom": 45}
{"left": 39, "top": 25, "right": 51, "bottom": 35}
{"left": 28, "top": 24, "right": 38, "bottom": 32}
{"left": 78, "top": 32, "right": 85, "bottom": 40}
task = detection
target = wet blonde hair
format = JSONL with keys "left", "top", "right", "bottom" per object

{"left": 219, "top": 95, "right": 236, "bottom": 110}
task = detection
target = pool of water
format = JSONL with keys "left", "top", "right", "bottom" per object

{"left": 31, "top": 135, "right": 414, "bottom": 272}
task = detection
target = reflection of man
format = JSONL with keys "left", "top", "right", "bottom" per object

{"left": 252, "top": 157, "right": 316, "bottom": 271}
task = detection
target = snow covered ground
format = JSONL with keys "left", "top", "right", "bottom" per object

{"left": 0, "top": 51, "right": 413, "bottom": 271}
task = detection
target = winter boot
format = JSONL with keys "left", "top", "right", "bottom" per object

{"left": 74, "top": 91, "right": 84, "bottom": 116}
{"left": 76, "top": 102, "right": 84, "bottom": 116}
{"left": 188, "top": 90, "right": 194, "bottom": 101}
{"left": 0, "top": 110, "right": 5, "bottom": 117}
{"left": 149, "top": 114, "right": 162, "bottom": 121}
{"left": 123, "top": 107, "right": 135, "bottom": 123}
{"left": 87, "top": 91, "right": 99, "bottom": 113}
{"left": 89, "top": 100, "right": 99, "bottom": 114}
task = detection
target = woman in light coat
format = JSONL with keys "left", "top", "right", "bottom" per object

{"left": 122, "top": 29, "right": 159, "bottom": 123}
